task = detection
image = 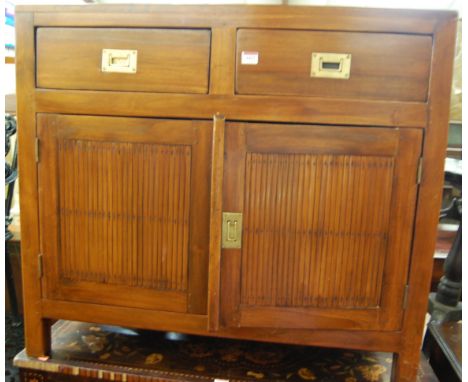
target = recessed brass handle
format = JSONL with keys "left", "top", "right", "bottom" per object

{"left": 310, "top": 52, "right": 351, "bottom": 79}
{"left": 101, "top": 49, "right": 137, "bottom": 74}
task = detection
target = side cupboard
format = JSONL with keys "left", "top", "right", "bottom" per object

{"left": 16, "top": 5, "right": 457, "bottom": 382}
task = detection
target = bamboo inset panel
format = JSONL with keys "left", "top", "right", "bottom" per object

{"left": 57, "top": 139, "right": 191, "bottom": 292}
{"left": 241, "top": 153, "right": 395, "bottom": 308}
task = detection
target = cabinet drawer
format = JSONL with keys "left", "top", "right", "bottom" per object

{"left": 236, "top": 29, "right": 432, "bottom": 102}
{"left": 37, "top": 28, "right": 211, "bottom": 94}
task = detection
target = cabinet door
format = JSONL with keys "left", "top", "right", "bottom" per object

{"left": 38, "top": 114, "right": 211, "bottom": 314}
{"left": 221, "top": 123, "right": 422, "bottom": 331}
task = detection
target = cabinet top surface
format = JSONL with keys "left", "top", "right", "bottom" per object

{"left": 16, "top": 4, "right": 457, "bottom": 36}
{"left": 16, "top": 4, "right": 456, "bottom": 18}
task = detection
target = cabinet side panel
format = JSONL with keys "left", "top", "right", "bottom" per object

{"left": 394, "top": 16, "right": 458, "bottom": 381}
{"left": 16, "top": 12, "right": 52, "bottom": 356}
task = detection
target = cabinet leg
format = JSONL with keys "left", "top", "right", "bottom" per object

{"left": 392, "top": 350, "right": 420, "bottom": 382}
{"left": 24, "top": 317, "right": 52, "bottom": 358}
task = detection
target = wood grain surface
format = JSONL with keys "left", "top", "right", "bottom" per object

{"left": 37, "top": 114, "right": 212, "bottom": 314}
{"left": 34, "top": 90, "right": 429, "bottom": 128}
{"left": 393, "top": 17, "right": 458, "bottom": 382}
{"left": 221, "top": 123, "right": 423, "bottom": 333}
{"left": 240, "top": 153, "right": 394, "bottom": 309}
{"left": 16, "top": 11, "right": 53, "bottom": 358}
{"left": 37, "top": 28, "right": 211, "bottom": 94}
{"left": 236, "top": 29, "right": 432, "bottom": 101}
{"left": 20, "top": 4, "right": 454, "bottom": 35}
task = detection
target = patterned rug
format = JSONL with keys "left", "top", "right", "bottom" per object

{"left": 12, "top": 320, "right": 434, "bottom": 382}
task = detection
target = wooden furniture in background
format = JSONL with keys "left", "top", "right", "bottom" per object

{"left": 432, "top": 225, "right": 458, "bottom": 292}
{"left": 423, "top": 321, "right": 462, "bottom": 382}
{"left": 15, "top": 5, "right": 457, "bottom": 382}
{"left": 429, "top": 158, "right": 461, "bottom": 320}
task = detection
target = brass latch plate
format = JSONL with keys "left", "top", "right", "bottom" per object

{"left": 222, "top": 212, "right": 243, "bottom": 249}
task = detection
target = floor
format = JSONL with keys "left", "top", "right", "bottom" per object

{"left": 5, "top": 314, "right": 23, "bottom": 382}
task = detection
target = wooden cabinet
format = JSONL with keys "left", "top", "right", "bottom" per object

{"left": 16, "top": 5, "right": 457, "bottom": 382}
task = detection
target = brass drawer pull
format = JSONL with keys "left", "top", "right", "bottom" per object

{"left": 101, "top": 49, "right": 137, "bottom": 73}
{"left": 310, "top": 52, "right": 351, "bottom": 79}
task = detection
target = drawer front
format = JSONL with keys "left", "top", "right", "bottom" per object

{"left": 236, "top": 29, "right": 432, "bottom": 102}
{"left": 37, "top": 28, "right": 211, "bottom": 94}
